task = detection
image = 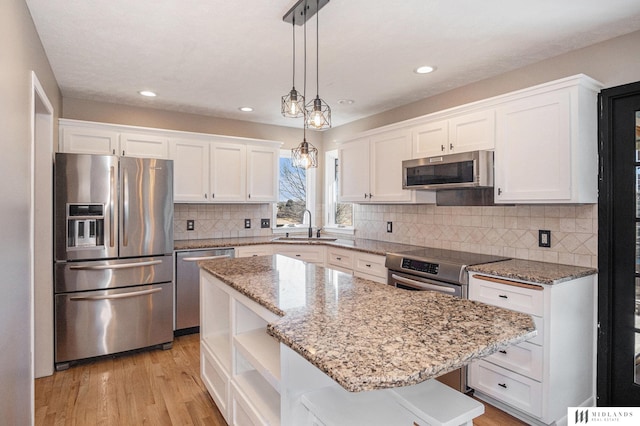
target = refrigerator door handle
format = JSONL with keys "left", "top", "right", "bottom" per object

{"left": 109, "top": 165, "right": 116, "bottom": 247}
{"left": 69, "top": 260, "right": 163, "bottom": 270}
{"left": 181, "top": 254, "right": 231, "bottom": 262}
{"left": 122, "top": 169, "right": 129, "bottom": 247}
{"left": 69, "top": 288, "right": 162, "bottom": 301}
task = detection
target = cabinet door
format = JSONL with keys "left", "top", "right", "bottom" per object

{"left": 170, "top": 139, "right": 210, "bottom": 202}
{"left": 411, "top": 119, "right": 449, "bottom": 158}
{"left": 370, "top": 130, "right": 413, "bottom": 202}
{"left": 210, "top": 142, "right": 246, "bottom": 202}
{"left": 60, "top": 125, "right": 118, "bottom": 155}
{"left": 494, "top": 90, "right": 571, "bottom": 202}
{"left": 247, "top": 145, "right": 278, "bottom": 202}
{"left": 120, "top": 133, "right": 169, "bottom": 159}
{"left": 449, "top": 109, "right": 495, "bottom": 153}
{"left": 338, "top": 138, "right": 370, "bottom": 202}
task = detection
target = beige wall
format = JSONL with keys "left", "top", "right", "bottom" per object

{"left": 323, "top": 29, "right": 640, "bottom": 148}
{"left": 1, "top": 0, "right": 62, "bottom": 422}
{"left": 62, "top": 97, "right": 322, "bottom": 150}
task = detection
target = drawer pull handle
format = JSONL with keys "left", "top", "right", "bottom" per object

{"left": 498, "top": 383, "right": 507, "bottom": 389}
{"left": 498, "top": 294, "right": 508, "bottom": 299}
{"left": 365, "top": 264, "right": 372, "bottom": 267}
{"left": 499, "top": 350, "right": 507, "bottom": 354}
{"left": 296, "top": 254, "right": 301, "bottom": 257}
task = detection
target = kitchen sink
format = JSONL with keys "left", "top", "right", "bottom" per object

{"left": 272, "top": 236, "right": 338, "bottom": 242}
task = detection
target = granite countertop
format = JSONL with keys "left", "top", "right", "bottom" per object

{"left": 468, "top": 258, "right": 597, "bottom": 285}
{"left": 175, "top": 235, "right": 422, "bottom": 256}
{"left": 200, "top": 255, "right": 537, "bottom": 392}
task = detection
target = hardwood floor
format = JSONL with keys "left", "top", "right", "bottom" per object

{"left": 35, "top": 333, "right": 527, "bottom": 425}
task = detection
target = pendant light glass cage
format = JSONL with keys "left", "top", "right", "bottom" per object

{"left": 305, "top": 0, "right": 331, "bottom": 130}
{"left": 281, "top": 18, "right": 305, "bottom": 118}
{"left": 291, "top": 139, "right": 318, "bottom": 169}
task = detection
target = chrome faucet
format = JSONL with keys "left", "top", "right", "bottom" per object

{"left": 303, "top": 209, "right": 312, "bottom": 237}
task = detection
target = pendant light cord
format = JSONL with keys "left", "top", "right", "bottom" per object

{"left": 303, "top": 7, "right": 307, "bottom": 139}
{"left": 291, "top": 19, "right": 295, "bottom": 86}
{"left": 315, "top": 0, "right": 320, "bottom": 97}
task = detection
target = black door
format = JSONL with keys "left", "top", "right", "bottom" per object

{"left": 598, "top": 82, "right": 640, "bottom": 406}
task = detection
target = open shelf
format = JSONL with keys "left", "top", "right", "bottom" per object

{"left": 202, "top": 334, "right": 231, "bottom": 372}
{"left": 234, "top": 328, "right": 280, "bottom": 392}
{"left": 233, "top": 370, "right": 280, "bottom": 426}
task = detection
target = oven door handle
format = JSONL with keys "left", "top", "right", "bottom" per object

{"left": 391, "top": 273, "right": 457, "bottom": 293}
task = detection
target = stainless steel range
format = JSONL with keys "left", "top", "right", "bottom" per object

{"left": 385, "top": 247, "right": 509, "bottom": 393}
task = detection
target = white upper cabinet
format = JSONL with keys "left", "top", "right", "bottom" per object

{"left": 339, "top": 130, "right": 434, "bottom": 203}
{"left": 494, "top": 76, "right": 600, "bottom": 203}
{"left": 60, "top": 124, "right": 118, "bottom": 155}
{"left": 411, "top": 109, "right": 495, "bottom": 158}
{"left": 170, "top": 138, "right": 211, "bottom": 202}
{"left": 246, "top": 144, "right": 279, "bottom": 202}
{"left": 170, "top": 136, "right": 280, "bottom": 204}
{"left": 209, "top": 141, "right": 246, "bottom": 203}
{"left": 119, "top": 132, "right": 169, "bottom": 159}
{"left": 60, "top": 121, "right": 169, "bottom": 159}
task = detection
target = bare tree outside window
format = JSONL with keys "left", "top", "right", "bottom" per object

{"left": 277, "top": 157, "right": 307, "bottom": 226}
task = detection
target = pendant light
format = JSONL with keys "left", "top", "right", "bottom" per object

{"left": 281, "top": 17, "right": 304, "bottom": 118}
{"left": 305, "top": 0, "right": 331, "bottom": 130}
{"left": 291, "top": 5, "right": 318, "bottom": 169}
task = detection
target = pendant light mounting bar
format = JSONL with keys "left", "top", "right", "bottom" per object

{"left": 283, "top": 0, "right": 329, "bottom": 25}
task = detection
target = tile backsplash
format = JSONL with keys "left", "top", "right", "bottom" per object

{"left": 174, "top": 203, "right": 274, "bottom": 240}
{"left": 175, "top": 203, "right": 598, "bottom": 268}
{"left": 353, "top": 204, "right": 598, "bottom": 268}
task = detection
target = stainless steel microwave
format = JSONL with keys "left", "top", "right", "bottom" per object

{"left": 402, "top": 150, "right": 494, "bottom": 190}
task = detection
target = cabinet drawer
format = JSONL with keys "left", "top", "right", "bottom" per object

{"left": 484, "top": 341, "right": 543, "bottom": 381}
{"left": 353, "top": 253, "right": 386, "bottom": 279}
{"left": 276, "top": 246, "right": 325, "bottom": 265}
{"left": 236, "top": 245, "right": 273, "bottom": 258}
{"left": 469, "top": 275, "right": 544, "bottom": 316}
{"left": 469, "top": 360, "right": 542, "bottom": 418}
{"left": 326, "top": 248, "right": 354, "bottom": 270}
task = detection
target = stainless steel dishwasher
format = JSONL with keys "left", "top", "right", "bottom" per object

{"left": 175, "top": 248, "right": 234, "bottom": 334}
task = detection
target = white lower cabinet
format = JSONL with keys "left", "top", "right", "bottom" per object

{"left": 273, "top": 245, "right": 325, "bottom": 265}
{"left": 325, "top": 247, "right": 354, "bottom": 274}
{"left": 468, "top": 273, "right": 597, "bottom": 425}
{"left": 236, "top": 245, "right": 274, "bottom": 258}
{"left": 352, "top": 252, "right": 387, "bottom": 284}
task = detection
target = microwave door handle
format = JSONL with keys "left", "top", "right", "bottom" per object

{"left": 181, "top": 254, "right": 231, "bottom": 262}
{"left": 391, "top": 274, "right": 456, "bottom": 293}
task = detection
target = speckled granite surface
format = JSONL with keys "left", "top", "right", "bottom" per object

{"left": 200, "top": 255, "right": 537, "bottom": 392}
{"left": 468, "top": 258, "right": 597, "bottom": 284}
{"left": 175, "top": 235, "right": 422, "bottom": 256}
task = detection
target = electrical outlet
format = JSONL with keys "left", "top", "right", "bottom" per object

{"left": 539, "top": 230, "right": 551, "bottom": 247}
{"left": 244, "top": 218, "right": 251, "bottom": 229}
{"left": 187, "top": 219, "right": 195, "bottom": 231}
{"left": 387, "top": 221, "right": 393, "bottom": 233}
{"left": 261, "top": 218, "right": 270, "bottom": 228}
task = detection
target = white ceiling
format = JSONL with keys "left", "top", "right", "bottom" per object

{"left": 26, "top": 0, "right": 640, "bottom": 129}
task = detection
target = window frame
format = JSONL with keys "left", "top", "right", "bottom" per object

{"left": 323, "top": 149, "right": 354, "bottom": 234}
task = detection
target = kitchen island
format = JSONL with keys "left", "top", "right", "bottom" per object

{"left": 199, "top": 255, "right": 536, "bottom": 425}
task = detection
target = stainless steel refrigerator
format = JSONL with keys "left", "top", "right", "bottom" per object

{"left": 53, "top": 153, "right": 174, "bottom": 370}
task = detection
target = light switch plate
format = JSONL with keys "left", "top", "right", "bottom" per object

{"left": 387, "top": 221, "right": 393, "bottom": 233}
{"left": 539, "top": 230, "right": 551, "bottom": 247}
{"left": 261, "top": 218, "right": 270, "bottom": 228}
{"left": 244, "top": 218, "right": 251, "bottom": 229}
{"left": 187, "top": 219, "right": 195, "bottom": 231}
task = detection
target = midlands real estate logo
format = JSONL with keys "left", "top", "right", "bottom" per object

{"left": 568, "top": 407, "right": 640, "bottom": 425}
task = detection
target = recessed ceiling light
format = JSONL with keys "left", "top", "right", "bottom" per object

{"left": 337, "top": 99, "right": 355, "bottom": 105}
{"left": 239, "top": 107, "right": 253, "bottom": 112}
{"left": 414, "top": 65, "right": 436, "bottom": 74}
{"left": 138, "top": 90, "right": 157, "bottom": 97}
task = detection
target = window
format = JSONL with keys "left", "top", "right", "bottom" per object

{"left": 324, "top": 150, "right": 353, "bottom": 231}
{"left": 276, "top": 150, "right": 315, "bottom": 228}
